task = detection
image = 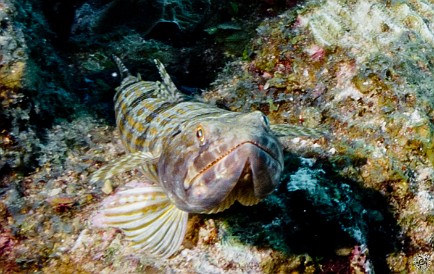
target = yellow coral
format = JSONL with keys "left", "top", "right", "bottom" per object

{"left": 0, "top": 61, "right": 25, "bottom": 89}
{"left": 0, "top": 61, "right": 25, "bottom": 107}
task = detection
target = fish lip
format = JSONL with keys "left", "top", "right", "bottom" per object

{"left": 188, "top": 140, "right": 281, "bottom": 185}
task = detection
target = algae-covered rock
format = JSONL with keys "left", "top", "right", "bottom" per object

{"left": 207, "top": 0, "right": 434, "bottom": 272}
{"left": 0, "top": 0, "right": 85, "bottom": 177}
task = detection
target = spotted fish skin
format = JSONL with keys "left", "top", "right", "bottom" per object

{"left": 113, "top": 58, "right": 284, "bottom": 213}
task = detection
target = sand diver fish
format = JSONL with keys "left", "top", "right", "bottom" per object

{"left": 91, "top": 56, "right": 320, "bottom": 258}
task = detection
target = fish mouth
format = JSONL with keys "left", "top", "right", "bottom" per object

{"left": 204, "top": 161, "right": 262, "bottom": 214}
{"left": 189, "top": 140, "right": 282, "bottom": 184}
{"left": 182, "top": 139, "right": 283, "bottom": 213}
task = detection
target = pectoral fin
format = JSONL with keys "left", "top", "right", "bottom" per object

{"left": 270, "top": 124, "right": 327, "bottom": 138}
{"left": 101, "top": 185, "right": 188, "bottom": 258}
{"left": 90, "top": 151, "right": 159, "bottom": 184}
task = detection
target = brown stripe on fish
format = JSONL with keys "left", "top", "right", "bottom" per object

{"left": 129, "top": 93, "right": 151, "bottom": 110}
{"left": 143, "top": 102, "right": 194, "bottom": 128}
{"left": 128, "top": 102, "right": 221, "bottom": 151}
{"left": 115, "top": 92, "right": 142, "bottom": 122}
{"left": 114, "top": 80, "right": 141, "bottom": 103}
{"left": 143, "top": 102, "right": 178, "bottom": 124}
{"left": 114, "top": 81, "right": 144, "bottom": 106}
{"left": 119, "top": 131, "right": 134, "bottom": 151}
{"left": 123, "top": 101, "right": 179, "bottom": 151}
{"left": 120, "top": 79, "right": 156, "bottom": 97}
{"left": 133, "top": 119, "right": 180, "bottom": 151}
{"left": 116, "top": 98, "right": 163, "bottom": 141}
{"left": 114, "top": 81, "right": 157, "bottom": 115}
{"left": 133, "top": 124, "right": 178, "bottom": 152}
{"left": 117, "top": 94, "right": 158, "bottom": 134}
{"left": 118, "top": 94, "right": 148, "bottom": 130}
{"left": 166, "top": 102, "right": 223, "bottom": 118}
{"left": 158, "top": 105, "right": 229, "bottom": 127}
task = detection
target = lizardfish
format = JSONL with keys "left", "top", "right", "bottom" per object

{"left": 91, "top": 56, "right": 320, "bottom": 258}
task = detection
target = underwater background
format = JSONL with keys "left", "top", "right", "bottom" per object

{"left": 0, "top": 0, "right": 433, "bottom": 273}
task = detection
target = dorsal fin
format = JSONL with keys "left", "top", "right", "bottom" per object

{"left": 154, "top": 59, "right": 184, "bottom": 103}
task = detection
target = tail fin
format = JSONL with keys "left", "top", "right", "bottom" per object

{"left": 154, "top": 59, "right": 184, "bottom": 103}
{"left": 154, "top": 59, "right": 178, "bottom": 94}
{"left": 112, "top": 55, "right": 131, "bottom": 80}
{"left": 270, "top": 124, "right": 328, "bottom": 138}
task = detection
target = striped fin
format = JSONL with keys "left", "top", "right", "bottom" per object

{"left": 270, "top": 124, "right": 327, "bottom": 138}
{"left": 112, "top": 55, "right": 131, "bottom": 80}
{"left": 90, "top": 151, "right": 159, "bottom": 184}
{"left": 154, "top": 59, "right": 185, "bottom": 103}
{"left": 236, "top": 189, "right": 261, "bottom": 207}
{"left": 206, "top": 187, "right": 261, "bottom": 214}
{"left": 206, "top": 191, "right": 237, "bottom": 214}
{"left": 101, "top": 186, "right": 188, "bottom": 258}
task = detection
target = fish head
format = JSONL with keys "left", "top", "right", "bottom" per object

{"left": 158, "top": 111, "right": 284, "bottom": 213}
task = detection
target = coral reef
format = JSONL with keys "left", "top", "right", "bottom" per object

{"left": 207, "top": 0, "right": 434, "bottom": 271}
{"left": 1, "top": 0, "right": 30, "bottom": 174}
{"left": 0, "top": 0, "right": 85, "bottom": 178}
{"left": 1, "top": 0, "right": 434, "bottom": 272}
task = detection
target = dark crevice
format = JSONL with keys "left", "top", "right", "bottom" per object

{"left": 216, "top": 154, "right": 401, "bottom": 273}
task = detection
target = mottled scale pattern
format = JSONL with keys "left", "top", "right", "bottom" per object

{"left": 114, "top": 62, "right": 232, "bottom": 156}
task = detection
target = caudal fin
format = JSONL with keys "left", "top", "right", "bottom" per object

{"left": 99, "top": 185, "right": 188, "bottom": 258}
{"left": 112, "top": 55, "right": 131, "bottom": 80}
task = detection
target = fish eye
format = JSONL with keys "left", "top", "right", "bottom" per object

{"left": 196, "top": 126, "right": 205, "bottom": 142}
{"left": 262, "top": 115, "right": 270, "bottom": 127}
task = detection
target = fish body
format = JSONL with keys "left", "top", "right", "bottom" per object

{"left": 112, "top": 58, "right": 283, "bottom": 212}
{"left": 91, "top": 57, "right": 319, "bottom": 258}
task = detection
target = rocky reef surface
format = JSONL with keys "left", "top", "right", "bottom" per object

{"left": 1, "top": 0, "right": 433, "bottom": 273}
{"left": 207, "top": 0, "right": 434, "bottom": 271}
